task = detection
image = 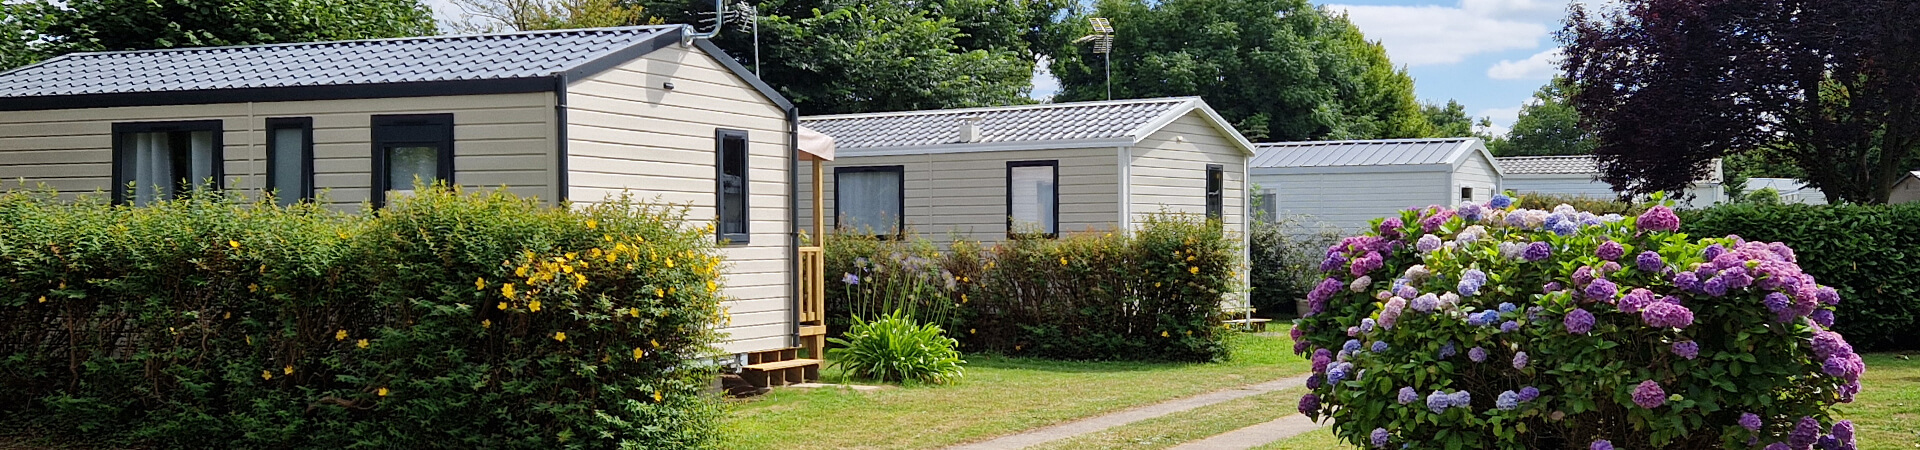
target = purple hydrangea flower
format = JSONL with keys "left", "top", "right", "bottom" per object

{"left": 1417, "top": 234, "right": 1442, "bottom": 252}
{"left": 1496, "top": 390, "right": 1520, "bottom": 410}
{"left": 1380, "top": 297, "right": 1408, "bottom": 329}
{"left": 1420, "top": 209, "right": 1455, "bottom": 233}
{"left": 1459, "top": 201, "right": 1485, "bottom": 222}
{"left": 1350, "top": 275, "right": 1373, "bottom": 293}
{"left": 1703, "top": 276, "right": 1730, "bottom": 297}
{"left": 1468, "top": 347, "right": 1488, "bottom": 362}
{"left": 1818, "top": 435, "right": 1838, "bottom": 450}
{"left": 1312, "top": 349, "right": 1332, "bottom": 373}
{"left": 1740, "top": 412, "right": 1763, "bottom": 432}
{"left": 1398, "top": 386, "right": 1419, "bottom": 404}
{"left": 1704, "top": 244, "right": 1728, "bottom": 261}
{"left": 1306, "top": 373, "right": 1323, "bottom": 389}
{"left": 1360, "top": 318, "right": 1377, "bottom": 333}
{"left": 1587, "top": 278, "right": 1619, "bottom": 302}
{"left": 1550, "top": 219, "right": 1580, "bottom": 236}
{"left": 1467, "top": 311, "right": 1493, "bottom": 327}
{"left": 1512, "top": 351, "right": 1529, "bottom": 369}
{"left": 1500, "top": 321, "right": 1520, "bottom": 333}
{"left": 1637, "top": 251, "right": 1665, "bottom": 272}
{"left": 1491, "top": 193, "right": 1514, "bottom": 209}
{"left": 1766, "top": 292, "right": 1792, "bottom": 313}
{"left": 1370, "top": 428, "right": 1390, "bottom": 448}
{"left": 1352, "top": 252, "right": 1384, "bottom": 277}
{"left": 1343, "top": 339, "right": 1363, "bottom": 353}
{"left": 1450, "top": 390, "right": 1472, "bottom": 408}
{"left": 1642, "top": 302, "right": 1696, "bottom": 329}
{"left": 1298, "top": 394, "right": 1320, "bottom": 416}
{"left": 1637, "top": 206, "right": 1681, "bottom": 232}
{"left": 1811, "top": 309, "right": 1836, "bottom": 328}
{"left": 1544, "top": 281, "right": 1564, "bottom": 293}
{"left": 1672, "top": 340, "right": 1699, "bottom": 360}
{"left": 1573, "top": 266, "right": 1596, "bottom": 287}
{"left": 1673, "top": 271, "right": 1702, "bottom": 292}
{"left": 1524, "top": 241, "right": 1552, "bottom": 261}
{"left": 1565, "top": 308, "right": 1595, "bottom": 334}
{"left": 1458, "top": 269, "right": 1488, "bottom": 297}
{"left": 1426, "top": 390, "right": 1450, "bottom": 413}
{"left": 1817, "top": 286, "right": 1841, "bottom": 305}
{"left": 1792, "top": 417, "right": 1820, "bottom": 450}
{"left": 1372, "top": 341, "right": 1390, "bottom": 353}
{"left": 1811, "top": 331, "right": 1854, "bottom": 360}
{"left": 1499, "top": 302, "right": 1517, "bottom": 313}
{"left": 1590, "top": 440, "right": 1614, "bottom": 450}
{"left": 1832, "top": 420, "right": 1855, "bottom": 449}
{"left": 1378, "top": 218, "right": 1405, "bottom": 239}
{"left": 1632, "top": 380, "right": 1666, "bottom": 408}
{"left": 1320, "top": 251, "right": 1348, "bottom": 273}
{"left": 1824, "top": 354, "right": 1865, "bottom": 382}
{"left": 1517, "top": 386, "right": 1540, "bottom": 402}
{"left": 1596, "top": 240, "right": 1625, "bottom": 260}
{"left": 1438, "top": 341, "right": 1458, "bottom": 359}
{"left": 1412, "top": 293, "right": 1438, "bottom": 313}
{"left": 1327, "top": 362, "right": 1352, "bottom": 383}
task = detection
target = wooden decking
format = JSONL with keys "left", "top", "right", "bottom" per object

{"left": 739, "top": 245, "right": 827, "bottom": 389}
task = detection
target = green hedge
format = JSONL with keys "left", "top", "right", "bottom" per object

{"left": 1679, "top": 202, "right": 1920, "bottom": 350}
{"left": 825, "top": 214, "right": 1240, "bottom": 362}
{"left": 0, "top": 187, "right": 725, "bottom": 448}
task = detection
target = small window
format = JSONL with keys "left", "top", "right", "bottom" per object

{"left": 1461, "top": 186, "right": 1473, "bottom": 201}
{"left": 266, "top": 118, "right": 313, "bottom": 206}
{"left": 716, "top": 129, "right": 750, "bottom": 244}
{"left": 1205, "top": 164, "right": 1225, "bottom": 221}
{"left": 371, "top": 114, "right": 454, "bottom": 207}
{"left": 1255, "top": 190, "right": 1277, "bottom": 223}
{"left": 1007, "top": 160, "right": 1059, "bottom": 237}
{"left": 835, "top": 166, "right": 905, "bottom": 235}
{"left": 112, "top": 120, "right": 224, "bottom": 205}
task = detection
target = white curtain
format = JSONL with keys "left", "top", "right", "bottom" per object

{"left": 387, "top": 146, "right": 439, "bottom": 197}
{"left": 129, "top": 132, "right": 170, "bottom": 205}
{"left": 1010, "top": 165, "right": 1056, "bottom": 234}
{"left": 837, "top": 170, "right": 901, "bottom": 234}
{"left": 271, "top": 128, "right": 303, "bottom": 205}
{"left": 188, "top": 131, "right": 214, "bottom": 188}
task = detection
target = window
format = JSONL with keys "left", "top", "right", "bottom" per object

{"left": 112, "top": 120, "right": 224, "bottom": 205}
{"left": 834, "top": 166, "right": 904, "bottom": 235}
{"left": 1254, "top": 190, "right": 1277, "bottom": 223}
{"left": 1007, "top": 161, "right": 1058, "bottom": 237}
{"left": 716, "top": 129, "right": 750, "bottom": 244}
{"left": 266, "top": 118, "right": 313, "bottom": 206}
{"left": 371, "top": 114, "right": 454, "bottom": 207}
{"left": 1205, "top": 164, "right": 1224, "bottom": 221}
{"left": 1461, "top": 186, "right": 1473, "bottom": 202}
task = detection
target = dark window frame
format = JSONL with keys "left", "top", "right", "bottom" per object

{"left": 265, "top": 117, "right": 315, "bottom": 205}
{"left": 110, "top": 119, "right": 225, "bottom": 205}
{"left": 1205, "top": 164, "right": 1225, "bottom": 221}
{"left": 1461, "top": 186, "right": 1473, "bottom": 201}
{"left": 833, "top": 165, "right": 907, "bottom": 238}
{"left": 1006, "top": 160, "right": 1061, "bottom": 239}
{"left": 715, "top": 128, "right": 751, "bottom": 244}
{"left": 370, "top": 114, "right": 454, "bottom": 208}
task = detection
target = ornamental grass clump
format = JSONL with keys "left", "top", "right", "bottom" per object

{"left": 1293, "top": 194, "right": 1863, "bottom": 449}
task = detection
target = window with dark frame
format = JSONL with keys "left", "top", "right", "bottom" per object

{"left": 112, "top": 120, "right": 224, "bottom": 205}
{"left": 834, "top": 166, "right": 905, "bottom": 236}
{"left": 370, "top": 114, "right": 454, "bottom": 208}
{"left": 1205, "top": 164, "right": 1224, "bottom": 221}
{"left": 266, "top": 117, "right": 314, "bottom": 206}
{"left": 1461, "top": 186, "right": 1473, "bottom": 201}
{"left": 715, "top": 129, "right": 750, "bottom": 244}
{"left": 1007, "top": 160, "right": 1059, "bottom": 237}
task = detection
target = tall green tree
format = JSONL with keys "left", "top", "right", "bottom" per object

{"left": 4, "top": 0, "right": 435, "bottom": 71}
{"left": 449, "top": 0, "right": 657, "bottom": 32}
{"left": 1492, "top": 78, "right": 1595, "bottom": 157}
{"left": 1422, "top": 100, "right": 1475, "bottom": 137}
{"left": 642, "top": 0, "right": 1070, "bottom": 114}
{"left": 1, "top": 4, "right": 39, "bottom": 70}
{"left": 1047, "top": 0, "right": 1429, "bottom": 141}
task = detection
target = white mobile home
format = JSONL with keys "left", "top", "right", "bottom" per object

{"left": 796, "top": 97, "right": 1255, "bottom": 244}
{"left": 0, "top": 26, "right": 827, "bottom": 383}
{"left": 1497, "top": 155, "right": 1725, "bottom": 207}
{"left": 1249, "top": 138, "right": 1502, "bottom": 231}
{"left": 1744, "top": 178, "right": 1829, "bottom": 205}
{"left": 1888, "top": 171, "right": 1920, "bottom": 204}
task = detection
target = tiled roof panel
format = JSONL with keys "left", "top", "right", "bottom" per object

{"left": 1495, "top": 155, "right": 1601, "bottom": 175}
{"left": 1251, "top": 138, "right": 1476, "bottom": 168}
{"left": 0, "top": 26, "right": 678, "bottom": 98}
{"left": 799, "top": 97, "right": 1193, "bottom": 155}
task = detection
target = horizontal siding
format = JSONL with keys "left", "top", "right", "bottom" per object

{"left": 1453, "top": 152, "right": 1501, "bottom": 204}
{"left": 798, "top": 147, "right": 1122, "bottom": 245}
{"left": 0, "top": 92, "right": 557, "bottom": 206}
{"left": 1252, "top": 171, "right": 1451, "bottom": 232}
{"left": 566, "top": 44, "right": 794, "bottom": 355}
{"left": 1504, "top": 176, "right": 1618, "bottom": 198}
{"left": 1129, "top": 113, "right": 1247, "bottom": 237}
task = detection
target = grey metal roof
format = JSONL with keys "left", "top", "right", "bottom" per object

{"left": 1495, "top": 155, "right": 1600, "bottom": 175}
{"left": 1251, "top": 138, "right": 1478, "bottom": 168}
{"left": 0, "top": 26, "right": 678, "bottom": 98}
{"left": 800, "top": 97, "right": 1197, "bottom": 156}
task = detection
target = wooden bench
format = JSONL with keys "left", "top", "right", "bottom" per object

{"left": 1222, "top": 318, "right": 1273, "bottom": 332}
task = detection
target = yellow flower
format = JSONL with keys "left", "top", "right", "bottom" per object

{"left": 475, "top": 277, "right": 487, "bottom": 290}
{"left": 246, "top": 335, "right": 252, "bottom": 345}
{"left": 575, "top": 274, "right": 588, "bottom": 288}
{"left": 37, "top": 296, "right": 46, "bottom": 303}
{"left": 586, "top": 219, "right": 598, "bottom": 230}
{"left": 1161, "top": 331, "right": 1169, "bottom": 337}
{"left": 377, "top": 387, "right": 389, "bottom": 397}
{"left": 706, "top": 280, "right": 717, "bottom": 292}
{"left": 666, "top": 258, "right": 675, "bottom": 268}
{"left": 960, "top": 294, "right": 968, "bottom": 304}
{"left": 262, "top": 370, "right": 272, "bottom": 380}
{"left": 1189, "top": 266, "right": 1200, "bottom": 274}
{"left": 553, "top": 332, "right": 566, "bottom": 342}
{"left": 968, "top": 328, "right": 975, "bottom": 334}
{"left": 1186, "top": 255, "right": 1195, "bottom": 261}
{"left": 667, "top": 287, "right": 675, "bottom": 295}
{"left": 565, "top": 252, "right": 578, "bottom": 260}
{"left": 528, "top": 300, "right": 542, "bottom": 312}
{"left": 501, "top": 283, "right": 517, "bottom": 299}
{"left": 357, "top": 339, "right": 369, "bottom": 349}
{"left": 496, "top": 301, "right": 508, "bottom": 310}
{"left": 650, "top": 339, "right": 659, "bottom": 348}
{"left": 284, "top": 365, "right": 294, "bottom": 375}
{"left": 248, "top": 283, "right": 259, "bottom": 293}
{"left": 1059, "top": 257, "right": 1068, "bottom": 266}
{"left": 653, "top": 390, "right": 663, "bottom": 402}
{"left": 628, "top": 308, "right": 640, "bottom": 317}
{"left": 1155, "top": 282, "right": 1162, "bottom": 288}
{"left": 633, "top": 348, "right": 645, "bottom": 360}
{"left": 229, "top": 240, "right": 240, "bottom": 249}
{"left": 481, "top": 319, "right": 492, "bottom": 328}
{"left": 985, "top": 261, "right": 995, "bottom": 269}
{"left": 335, "top": 330, "right": 348, "bottom": 341}
{"left": 515, "top": 266, "right": 529, "bottom": 277}
{"left": 655, "top": 289, "right": 664, "bottom": 297}
{"left": 223, "top": 312, "right": 231, "bottom": 319}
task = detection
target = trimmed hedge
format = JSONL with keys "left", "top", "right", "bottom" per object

{"left": 1680, "top": 202, "right": 1920, "bottom": 350}
{"left": 825, "top": 214, "right": 1240, "bottom": 362}
{"left": 0, "top": 187, "right": 725, "bottom": 448}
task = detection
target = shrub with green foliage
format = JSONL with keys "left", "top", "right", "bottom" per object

{"left": 1249, "top": 216, "right": 1342, "bottom": 319}
{"left": 827, "top": 310, "right": 966, "bottom": 384}
{"left": 823, "top": 232, "right": 958, "bottom": 335}
{"left": 1295, "top": 195, "right": 1862, "bottom": 449}
{"left": 1680, "top": 202, "right": 1920, "bottom": 350}
{"left": 0, "top": 187, "right": 726, "bottom": 449}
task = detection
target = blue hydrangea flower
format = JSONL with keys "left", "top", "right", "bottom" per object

{"left": 1371, "top": 428, "right": 1390, "bottom": 448}
{"left": 1398, "top": 386, "right": 1419, "bottom": 404}
{"left": 1491, "top": 193, "right": 1514, "bottom": 209}
{"left": 1449, "top": 390, "right": 1472, "bottom": 408}
{"left": 1438, "top": 341, "right": 1458, "bottom": 359}
{"left": 1327, "top": 362, "right": 1352, "bottom": 383}
{"left": 1468, "top": 346, "right": 1488, "bottom": 362}
{"left": 1517, "top": 386, "right": 1540, "bottom": 402}
{"left": 1426, "top": 390, "right": 1450, "bottom": 413}
{"left": 1499, "top": 302, "right": 1517, "bottom": 313}
{"left": 1496, "top": 390, "right": 1520, "bottom": 410}
{"left": 1513, "top": 351, "right": 1530, "bottom": 369}
{"left": 1500, "top": 320, "right": 1520, "bottom": 333}
{"left": 1372, "top": 341, "right": 1389, "bottom": 352}
{"left": 1360, "top": 318, "right": 1377, "bottom": 333}
{"left": 1344, "top": 339, "right": 1362, "bottom": 353}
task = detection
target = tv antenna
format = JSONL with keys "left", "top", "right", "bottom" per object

{"left": 1073, "top": 17, "right": 1115, "bottom": 100}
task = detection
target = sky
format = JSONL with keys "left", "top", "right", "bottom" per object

{"left": 421, "top": 0, "right": 1592, "bottom": 137}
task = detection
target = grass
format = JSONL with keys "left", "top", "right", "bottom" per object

{"left": 1258, "top": 352, "right": 1920, "bottom": 450}
{"left": 721, "top": 330, "right": 1310, "bottom": 450}
{"left": 1031, "top": 387, "right": 1309, "bottom": 450}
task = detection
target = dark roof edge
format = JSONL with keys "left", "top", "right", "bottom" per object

{"left": 562, "top": 27, "right": 684, "bottom": 82}
{"left": 0, "top": 77, "right": 557, "bottom": 112}
{"left": 692, "top": 38, "right": 795, "bottom": 112}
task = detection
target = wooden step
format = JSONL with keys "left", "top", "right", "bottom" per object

{"left": 739, "top": 357, "right": 822, "bottom": 388}
{"left": 1222, "top": 318, "right": 1272, "bottom": 332}
{"left": 744, "top": 358, "right": 822, "bottom": 371}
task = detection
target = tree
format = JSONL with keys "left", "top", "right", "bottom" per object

{"left": 638, "top": 0, "right": 1069, "bottom": 115}
{"left": 1422, "top": 100, "right": 1477, "bottom": 138}
{"left": 1492, "top": 78, "right": 1595, "bottom": 157}
{"left": 449, "top": 0, "right": 656, "bottom": 32}
{"left": 1, "top": 4, "right": 40, "bottom": 70}
{"left": 1048, "top": 0, "right": 1430, "bottom": 141}
{"left": 1562, "top": 0, "right": 1920, "bottom": 204}
{"left": 5, "top": 0, "right": 435, "bottom": 71}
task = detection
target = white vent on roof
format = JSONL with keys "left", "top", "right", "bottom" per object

{"left": 957, "top": 117, "right": 985, "bottom": 143}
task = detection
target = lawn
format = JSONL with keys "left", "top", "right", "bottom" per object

{"left": 721, "top": 330, "right": 1310, "bottom": 450}
{"left": 1259, "top": 352, "right": 1920, "bottom": 450}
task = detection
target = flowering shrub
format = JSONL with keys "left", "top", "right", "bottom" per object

{"left": 1293, "top": 194, "right": 1863, "bottom": 449}
{"left": 0, "top": 187, "right": 725, "bottom": 448}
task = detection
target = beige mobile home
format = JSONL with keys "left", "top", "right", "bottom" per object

{"left": 1249, "top": 138, "right": 1503, "bottom": 231}
{"left": 796, "top": 97, "right": 1255, "bottom": 245}
{"left": 0, "top": 26, "right": 827, "bottom": 384}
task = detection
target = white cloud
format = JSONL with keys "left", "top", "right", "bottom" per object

{"left": 1486, "top": 48, "right": 1563, "bottom": 80}
{"left": 1029, "top": 56, "right": 1059, "bottom": 102}
{"left": 1326, "top": 3, "right": 1549, "bottom": 67}
{"left": 1477, "top": 106, "right": 1523, "bottom": 137}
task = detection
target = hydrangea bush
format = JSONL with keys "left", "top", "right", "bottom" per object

{"left": 1293, "top": 194, "right": 1863, "bottom": 449}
